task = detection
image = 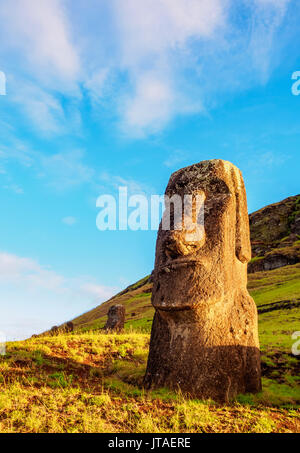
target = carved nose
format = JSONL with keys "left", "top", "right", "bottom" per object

{"left": 164, "top": 231, "right": 192, "bottom": 258}
{"left": 164, "top": 223, "right": 205, "bottom": 259}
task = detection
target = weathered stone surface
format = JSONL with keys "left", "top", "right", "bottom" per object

{"left": 248, "top": 194, "right": 300, "bottom": 273}
{"left": 249, "top": 254, "right": 299, "bottom": 273}
{"left": 144, "top": 159, "right": 261, "bottom": 402}
{"left": 104, "top": 305, "right": 125, "bottom": 332}
{"left": 62, "top": 322, "right": 74, "bottom": 333}
{"left": 50, "top": 326, "right": 59, "bottom": 336}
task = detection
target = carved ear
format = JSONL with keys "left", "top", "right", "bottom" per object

{"left": 232, "top": 169, "right": 252, "bottom": 263}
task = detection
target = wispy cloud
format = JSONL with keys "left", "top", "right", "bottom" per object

{"left": 112, "top": 0, "right": 226, "bottom": 63}
{"left": 3, "top": 183, "right": 24, "bottom": 195}
{"left": 38, "top": 149, "right": 94, "bottom": 191}
{"left": 0, "top": 251, "right": 118, "bottom": 340}
{"left": 0, "top": 0, "right": 81, "bottom": 136}
{"left": 0, "top": 137, "right": 95, "bottom": 192}
{"left": 107, "top": 0, "right": 294, "bottom": 136}
{"left": 11, "top": 80, "right": 67, "bottom": 135}
{"left": 99, "top": 171, "right": 156, "bottom": 197}
{"left": 62, "top": 216, "right": 77, "bottom": 226}
{"left": 112, "top": 0, "right": 225, "bottom": 135}
{"left": 248, "top": 0, "right": 292, "bottom": 82}
{"left": 163, "top": 149, "right": 190, "bottom": 169}
{"left": 0, "top": 0, "right": 79, "bottom": 80}
{"left": 0, "top": 0, "right": 295, "bottom": 137}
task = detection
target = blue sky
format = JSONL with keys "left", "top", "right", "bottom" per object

{"left": 0, "top": 0, "right": 300, "bottom": 340}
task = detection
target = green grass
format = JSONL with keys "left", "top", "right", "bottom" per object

{"left": 259, "top": 307, "right": 300, "bottom": 352}
{"left": 72, "top": 265, "right": 300, "bottom": 337}
{"left": 69, "top": 265, "right": 300, "bottom": 335}
{"left": 0, "top": 309, "right": 299, "bottom": 433}
{"left": 249, "top": 256, "right": 265, "bottom": 264}
{"left": 2, "top": 263, "right": 300, "bottom": 433}
{"left": 248, "top": 264, "right": 300, "bottom": 306}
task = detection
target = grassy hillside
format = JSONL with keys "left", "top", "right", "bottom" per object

{"left": 249, "top": 195, "right": 300, "bottom": 272}
{"left": 1, "top": 312, "right": 299, "bottom": 433}
{"left": 6, "top": 196, "right": 298, "bottom": 433}
{"left": 2, "top": 266, "right": 299, "bottom": 432}
{"left": 69, "top": 264, "right": 300, "bottom": 333}
{"left": 248, "top": 263, "right": 300, "bottom": 307}
{"left": 71, "top": 276, "right": 153, "bottom": 333}
{"left": 250, "top": 195, "right": 300, "bottom": 245}
{"left": 41, "top": 195, "right": 300, "bottom": 335}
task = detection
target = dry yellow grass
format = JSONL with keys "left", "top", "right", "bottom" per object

{"left": 0, "top": 332, "right": 299, "bottom": 433}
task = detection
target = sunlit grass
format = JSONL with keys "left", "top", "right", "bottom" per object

{"left": 0, "top": 322, "right": 299, "bottom": 433}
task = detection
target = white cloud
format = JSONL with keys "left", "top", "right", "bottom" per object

{"left": 0, "top": 252, "right": 64, "bottom": 292}
{"left": 62, "top": 216, "right": 77, "bottom": 226}
{"left": 0, "top": 0, "right": 295, "bottom": 137}
{"left": 84, "top": 68, "right": 110, "bottom": 102}
{"left": 112, "top": 0, "right": 226, "bottom": 135}
{"left": 0, "top": 251, "right": 118, "bottom": 340}
{"left": 3, "top": 183, "right": 24, "bottom": 195}
{"left": 163, "top": 149, "right": 189, "bottom": 168}
{"left": 255, "top": 0, "right": 290, "bottom": 8}
{"left": 12, "top": 80, "right": 66, "bottom": 135}
{"left": 0, "top": 0, "right": 79, "bottom": 79}
{"left": 109, "top": 0, "right": 294, "bottom": 135}
{"left": 1, "top": 137, "right": 95, "bottom": 192}
{"left": 99, "top": 172, "right": 155, "bottom": 197}
{"left": 248, "top": 0, "right": 292, "bottom": 81}
{"left": 79, "top": 282, "right": 115, "bottom": 301}
{"left": 113, "top": 0, "right": 226, "bottom": 63}
{"left": 38, "top": 149, "right": 94, "bottom": 190}
{"left": 0, "top": 1, "right": 82, "bottom": 136}
{"left": 122, "top": 72, "right": 175, "bottom": 136}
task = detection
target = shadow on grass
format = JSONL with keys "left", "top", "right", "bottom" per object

{"left": 1, "top": 342, "right": 299, "bottom": 408}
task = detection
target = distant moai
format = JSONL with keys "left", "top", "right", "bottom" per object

{"left": 50, "top": 326, "right": 59, "bottom": 336}
{"left": 144, "top": 159, "right": 261, "bottom": 402}
{"left": 63, "top": 322, "right": 74, "bottom": 333}
{"left": 104, "top": 305, "right": 125, "bottom": 332}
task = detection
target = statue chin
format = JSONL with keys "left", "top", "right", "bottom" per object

{"left": 152, "top": 265, "right": 225, "bottom": 311}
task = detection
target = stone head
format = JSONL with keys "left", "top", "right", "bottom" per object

{"left": 152, "top": 159, "right": 251, "bottom": 311}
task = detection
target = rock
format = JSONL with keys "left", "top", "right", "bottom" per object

{"left": 249, "top": 254, "right": 299, "bottom": 273}
{"left": 104, "top": 305, "right": 125, "bottom": 332}
{"left": 148, "top": 271, "right": 154, "bottom": 283}
{"left": 144, "top": 159, "right": 261, "bottom": 402}
{"left": 248, "top": 194, "right": 300, "bottom": 273}
{"left": 295, "top": 215, "right": 300, "bottom": 235}
{"left": 50, "top": 326, "right": 59, "bottom": 336}
{"left": 63, "top": 322, "right": 74, "bottom": 333}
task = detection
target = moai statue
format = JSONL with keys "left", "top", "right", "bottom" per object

{"left": 63, "top": 322, "right": 74, "bottom": 333}
{"left": 144, "top": 159, "right": 261, "bottom": 402}
{"left": 104, "top": 305, "right": 125, "bottom": 332}
{"left": 50, "top": 326, "right": 59, "bottom": 336}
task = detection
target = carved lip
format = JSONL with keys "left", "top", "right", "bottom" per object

{"left": 153, "top": 304, "right": 193, "bottom": 312}
{"left": 158, "top": 260, "right": 198, "bottom": 272}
